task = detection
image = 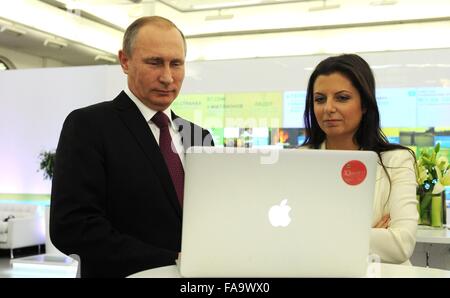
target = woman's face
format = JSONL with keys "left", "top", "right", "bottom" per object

{"left": 313, "top": 72, "right": 364, "bottom": 144}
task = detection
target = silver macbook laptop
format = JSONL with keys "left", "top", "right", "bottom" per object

{"left": 179, "top": 147, "right": 377, "bottom": 277}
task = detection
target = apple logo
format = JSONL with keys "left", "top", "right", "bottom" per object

{"left": 268, "top": 199, "right": 291, "bottom": 227}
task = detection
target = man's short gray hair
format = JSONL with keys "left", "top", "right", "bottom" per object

{"left": 122, "top": 16, "right": 186, "bottom": 57}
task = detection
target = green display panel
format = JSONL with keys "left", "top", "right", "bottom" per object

{"left": 209, "top": 128, "right": 224, "bottom": 146}
{"left": 224, "top": 92, "right": 282, "bottom": 128}
{"left": 172, "top": 93, "right": 225, "bottom": 128}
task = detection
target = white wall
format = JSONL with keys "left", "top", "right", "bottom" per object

{"left": 0, "top": 65, "right": 125, "bottom": 194}
{"left": 0, "top": 45, "right": 68, "bottom": 69}
{"left": 0, "top": 48, "right": 450, "bottom": 194}
{"left": 0, "top": 48, "right": 449, "bottom": 195}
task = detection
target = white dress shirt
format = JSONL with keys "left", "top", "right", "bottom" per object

{"left": 124, "top": 87, "right": 185, "bottom": 166}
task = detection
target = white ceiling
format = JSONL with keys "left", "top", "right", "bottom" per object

{"left": 54, "top": 0, "right": 316, "bottom": 12}
{"left": 158, "top": 0, "right": 314, "bottom": 11}
{"left": 0, "top": 0, "right": 449, "bottom": 67}
{"left": 0, "top": 22, "right": 117, "bottom": 66}
{"left": 0, "top": 0, "right": 325, "bottom": 66}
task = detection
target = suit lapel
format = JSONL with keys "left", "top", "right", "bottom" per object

{"left": 113, "top": 92, "right": 182, "bottom": 218}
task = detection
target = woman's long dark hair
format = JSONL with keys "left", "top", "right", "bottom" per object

{"left": 302, "top": 54, "right": 416, "bottom": 202}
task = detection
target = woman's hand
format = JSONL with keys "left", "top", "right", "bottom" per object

{"left": 373, "top": 214, "right": 390, "bottom": 229}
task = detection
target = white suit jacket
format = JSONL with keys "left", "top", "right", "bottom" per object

{"left": 370, "top": 148, "right": 418, "bottom": 264}
{"left": 305, "top": 143, "right": 418, "bottom": 264}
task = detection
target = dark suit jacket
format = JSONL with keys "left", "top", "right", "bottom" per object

{"left": 50, "top": 91, "right": 214, "bottom": 278}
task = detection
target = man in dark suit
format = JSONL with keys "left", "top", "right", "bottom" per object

{"left": 50, "top": 16, "right": 214, "bottom": 278}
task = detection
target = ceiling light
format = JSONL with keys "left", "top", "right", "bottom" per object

{"left": 44, "top": 38, "right": 68, "bottom": 49}
{"left": 0, "top": 25, "right": 27, "bottom": 36}
{"left": 205, "top": 10, "right": 234, "bottom": 21}
{"left": 0, "top": 19, "right": 13, "bottom": 27}
{"left": 65, "top": 0, "right": 85, "bottom": 10}
{"left": 94, "top": 55, "right": 116, "bottom": 64}
{"left": 128, "top": 5, "right": 144, "bottom": 17}
{"left": 309, "top": 0, "right": 340, "bottom": 12}
{"left": 193, "top": 0, "right": 262, "bottom": 10}
{"left": 370, "top": 0, "right": 397, "bottom": 6}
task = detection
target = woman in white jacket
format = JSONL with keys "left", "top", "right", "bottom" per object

{"left": 301, "top": 54, "right": 418, "bottom": 264}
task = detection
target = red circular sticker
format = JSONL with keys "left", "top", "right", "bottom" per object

{"left": 341, "top": 160, "right": 367, "bottom": 186}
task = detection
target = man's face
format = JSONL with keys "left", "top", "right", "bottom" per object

{"left": 119, "top": 24, "right": 185, "bottom": 111}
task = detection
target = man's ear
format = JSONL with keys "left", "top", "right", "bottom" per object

{"left": 118, "top": 50, "right": 129, "bottom": 74}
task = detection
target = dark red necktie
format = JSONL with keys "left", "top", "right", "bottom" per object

{"left": 152, "top": 111, "right": 184, "bottom": 206}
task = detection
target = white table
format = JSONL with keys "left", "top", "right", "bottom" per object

{"left": 416, "top": 225, "right": 450, "bottom": 244}
{"left": 413, "top": 226, "right": 450, "bottom": 269}
{"left": 128, "top": 263, "right": 450, "bottom": 278}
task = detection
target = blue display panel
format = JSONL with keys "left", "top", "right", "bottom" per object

{"left": 376, "top": 88, "right": 417, "bottom": 128}
{"left": 416, "top": 88, "right": 450, "bottom": 127}
{"left": 281, "top": 87, "right": 450, "bottom": 129}
{"left": 387, "top": 136, "right": 400, "bottom": 144}
{"left": 251, "top": 128, "right": 270, "bottom": 147}
{"left": 283, "top": 91, "right": 306, "bottom": 128}
{"left": 435, "top": 136, "right": 450, "bottom": 148}
{"left": 297, "top": 136, "right": 306, "bottom": 146}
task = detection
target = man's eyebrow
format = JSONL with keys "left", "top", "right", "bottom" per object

{"left": 142, "top": 57, "right": 162, "bottom": 62}
{"left": 142, "top": 57, "right": 184, "bottom": 63}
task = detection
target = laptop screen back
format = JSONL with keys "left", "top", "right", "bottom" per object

{"left": 180, "top": 148, "right": 377, "bottom": 277}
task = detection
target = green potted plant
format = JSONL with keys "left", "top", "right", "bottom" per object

{"left": 38, "top": 150, "right": 56, "bottom": 180}
{"left": 416, "top": 143, "right": 450, "bottom": 227}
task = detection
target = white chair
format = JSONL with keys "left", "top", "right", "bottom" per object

{"left": 0, "top": 203, "right": 45, "bottom": 258}
{"left": 44, "top": 206, "right": 65, "bottom": 256}
{"left": 42, "top": 206, "right": 80, "bottom": 277}
{"left": 8, "top": 206, "right": 79, "bottom": 278}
